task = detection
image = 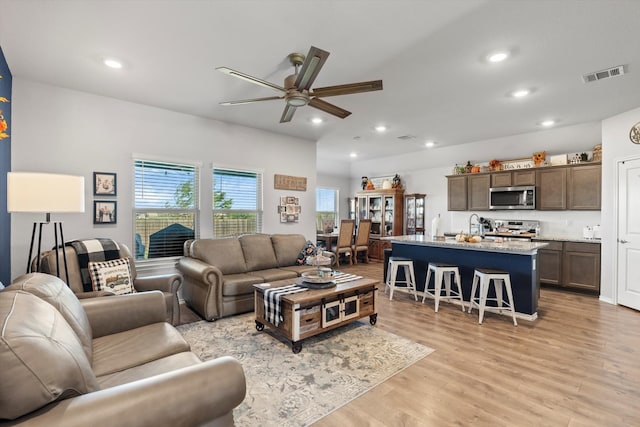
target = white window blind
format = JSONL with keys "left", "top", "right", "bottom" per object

{"left": 316, "top": 188, "right": 339, "bottom": 232}
{"left": 134, "top": 159, "right": 200, "bottom": 262}
{"left": 213, "top": 168, "right": 263, "bottom": 238}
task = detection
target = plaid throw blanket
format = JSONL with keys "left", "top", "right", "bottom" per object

{"left": 331, "top": 272, "right": 363, "bottom": 284}
{"left": 67, "top": 239, "right": 121, "bottom": 292}
{"left": 263, "top": 284, "right": 307, "bottom": 327}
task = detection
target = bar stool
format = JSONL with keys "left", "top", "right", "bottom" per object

{"left": 468, "top": 268, "right": 517, "bottom": 326}
{"left": 422, "top": 262, "right": 465, "bottom": 312}
{"left": 385, "top": 257, "right": 418, "bottom": 301}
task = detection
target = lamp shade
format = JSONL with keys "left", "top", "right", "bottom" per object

{"left": 7, "top": 172, "right": 85, "bottom": 213}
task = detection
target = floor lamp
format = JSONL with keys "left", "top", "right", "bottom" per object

{"left": 7, "top": 172, "right": 85, "bottom": 283}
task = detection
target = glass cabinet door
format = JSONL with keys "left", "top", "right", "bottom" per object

{"left": 416, "top": 197, "right": 424, "bottom": 229}
{"left": 384, "top": 196, "right": 394, "bottom": 236}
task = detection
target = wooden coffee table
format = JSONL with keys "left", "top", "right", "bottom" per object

{"left": 254, "top": 277, "right": 378, "bottom": 353}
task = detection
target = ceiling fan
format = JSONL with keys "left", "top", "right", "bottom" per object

{"left": 216, "top": 46, "right": 383, "bottom": 123}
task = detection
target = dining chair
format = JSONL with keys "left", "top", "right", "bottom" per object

{"left": 332, "top": 219, "right": 355, "bottom": 266}
{"left": 352, "top": 219, "right": 371, "bottom": 264}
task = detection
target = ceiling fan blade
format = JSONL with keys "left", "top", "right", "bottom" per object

{"left": 294, "top": 46, "right": 329, "bottom": 91}
{"left": 216, "top": 67, "right": 286, "bottom": 93}
{"left": 280, "top": 104, "right": 297, "bottom": 123}
{"left": 219, "top": 96, "right": 283, "bottom": 106}
{"left": 310, "top": 80, "right": 383, "bottom": 98}
{"left": 308, "top": 98, "right": 351, "bottom": 119}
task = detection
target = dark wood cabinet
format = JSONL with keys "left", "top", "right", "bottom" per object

{"left": 537, "top": 167, "right": 567, "bottom": 210}
{"left": 356, "top": 188, "right": 403, "bottom": 260}
{"left": 467, "top": 174, "right": 490, "bottom": 210}
{"left": 491, "top": 170, "right": 536, "bottom": 187}
{"left": 491, "top": 172, "right": 512, "bottom": 187}
{"left": 404, "top": 193, "right": 426, "bottom": 235}
{"left": 568, "top": 164, "right": 601, "bottom": 210}
{"left": 447, "top": 175, "right": 467, "bottom": 211}
{"left": 538, "top": 241, "right": 563, "bottom": 285}
{"left": 537, "top": 240, "right": 600, "bottom": 293}
{"left": 563, "top": 242, "right": 601, "bottom": 292}
{"left": 447, "top": 163, "right": 600, "bottom": 211}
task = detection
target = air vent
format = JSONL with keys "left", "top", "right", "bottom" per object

{"left": 397, "top": 135, "right": 416, "bottom": 140}
{"left": 582, "top": 65, "right": 626, "bottom": 83}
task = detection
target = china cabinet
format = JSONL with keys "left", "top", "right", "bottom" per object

{"left": 356, "top": 188, "right": 404, "bottom": 260}
{"left": 404, "top": 193, "right": 426, "bottom": 235}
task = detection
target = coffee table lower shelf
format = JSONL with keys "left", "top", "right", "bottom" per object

{"left": 254, "top": 278, "right": 378, "bottom": 353}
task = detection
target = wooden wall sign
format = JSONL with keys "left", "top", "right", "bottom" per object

{"left": 274, "top": 174, "right": 307, "bottom": 191}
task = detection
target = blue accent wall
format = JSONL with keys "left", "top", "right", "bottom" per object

{"left": 0, "top": 46, "right": 12, "bottom": 285}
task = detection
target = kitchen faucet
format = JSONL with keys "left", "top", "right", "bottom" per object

{"left": 469, "top": 213, "right": 481, "bottom": 236}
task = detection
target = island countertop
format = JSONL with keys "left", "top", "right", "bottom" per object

{"left": 388, "top": 235, "right": 548, "bottom": 255}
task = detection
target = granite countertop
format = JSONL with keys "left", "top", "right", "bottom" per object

{"left": 389, "top": 235, "right": 548, "bottom": 255}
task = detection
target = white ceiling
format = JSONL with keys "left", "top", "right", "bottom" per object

{"left": 2, "top": 0, "right": 640, "bottom": 169}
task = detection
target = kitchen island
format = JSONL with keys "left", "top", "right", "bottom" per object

{"left": 389, "top": 235, "right": 548, "bottom": 320}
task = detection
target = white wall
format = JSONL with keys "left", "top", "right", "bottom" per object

{"left": 601, "top": 106, "right": 640, "bottom": 303}
{"left": 10, "top": 79, "right": 318, "bottom": 280}
{"left": 349, "top": 122, "right": 602, "bottom": 238}
{"left": 316, "top": 173, "right": 355, "bottom": 222}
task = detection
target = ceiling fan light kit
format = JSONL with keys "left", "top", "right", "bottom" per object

{"left": 217, "top": 46, "right": 383, "bottom": 123}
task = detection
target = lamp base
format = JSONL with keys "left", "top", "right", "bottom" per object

{"left": 27, "top": 215, "right": 70, "bottom": 285}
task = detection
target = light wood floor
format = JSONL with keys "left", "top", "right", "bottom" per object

{"left": 180, "top": 261, "right": 640, "bottom": 427}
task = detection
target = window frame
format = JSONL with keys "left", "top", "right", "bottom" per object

{"left": 132, "top": 156, "right": 201, "bottom": 266}
{"left": 212, "top": 166, "right": 263, "bottom": 238}
{"left": 316, "top": 187, "right": 339, "bottom": 233}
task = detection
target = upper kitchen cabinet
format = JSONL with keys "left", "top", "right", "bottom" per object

{"left": 490, "top": 170, "right": 536, "bottom": 187}
{"left": 568, "top": 164, "right": 601, "bottom": 210}
{"left": 468, "top": 174, "right": 490, "bottom": 210}
{"left": 447, "top": 175, "right": 467, "bottom": 211}
{"left": 536, "top": 167, "right": 567, "bottom": 210}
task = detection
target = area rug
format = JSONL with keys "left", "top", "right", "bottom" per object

{"left": 177, "top": 313, "right": 434, "bottom": 427}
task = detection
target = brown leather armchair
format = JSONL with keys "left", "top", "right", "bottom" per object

{"left": 35, "top": 242, "right": 182, "bottom": 325}
{"left": 0, "top": 273, "right": 246, "bottom": 426}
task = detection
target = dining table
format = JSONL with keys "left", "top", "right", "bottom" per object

{"left": 316, "top": 232, "right": 339, "bottom": 251}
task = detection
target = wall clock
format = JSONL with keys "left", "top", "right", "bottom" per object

{"left": 631, "top": 121, "right": 640, "bottom": 144}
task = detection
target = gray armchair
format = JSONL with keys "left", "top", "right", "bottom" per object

{"left": 35, "top": 242, "right": 182, "bottom": 325}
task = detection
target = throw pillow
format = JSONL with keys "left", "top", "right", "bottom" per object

{"left": 88, "top": 257, "right": 135, "bottom": 295}
{"left": 295, "top": 241, "right": 317, "bottom": 265}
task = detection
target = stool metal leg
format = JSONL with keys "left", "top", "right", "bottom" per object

{"left": 454, "top": 270, "right": 465, "bottom": 311}
{"left": 389, "top": 263, "right": 398, "bottom": 301}
{"left": 478, "top": 276, "right": 490, "bottom": 324}
{"left": 406, "top": 265, "right": 418, "bottom": 301}
{"left": 468, "top": 272, "right": 480, "bottom": 314}
{"left": 422, "top": 267, "right": 432, "bottom": 304}
{"left": 504, "top": 276, "right": 518, "bottom": 326}
{"left": 495, "top": 279, "right": 504, "bottom": 312}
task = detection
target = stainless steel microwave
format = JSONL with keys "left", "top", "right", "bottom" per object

{"left": 489, "top": 186, "right": 535, "bottom": 210}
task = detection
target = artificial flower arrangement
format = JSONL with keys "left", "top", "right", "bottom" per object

{"left": 532, "top": 151, "right": 546, "bottom": 167}
{"left": 488, "top": 159, "right": 502, "bottom": 171}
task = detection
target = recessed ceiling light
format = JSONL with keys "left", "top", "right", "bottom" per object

{"left": 311, "top": 117, "right": 323, "bottom": 124}
{"left": 511, "top": 89, "right": 530, "bottom": 98}
{"left": 487, "top": 51, "right": 509, "bottom": 63}
{"left": 103, "top": 58, "right": 123, "bottom": 69}
{"left": 425, "top": 140, "right": 436, "bottom": 148}
{"left": 350, "top": 152, "right": 357, "bottom": 158}
{"left": 540, "top": 120, "right": 556, "bottom": 127}
{"left": 374, "top": 125, "right": 387, "bottom": 132}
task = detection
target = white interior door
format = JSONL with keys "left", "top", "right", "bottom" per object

{"left": 617, "top": 157, "right": 640, "bottom": 310}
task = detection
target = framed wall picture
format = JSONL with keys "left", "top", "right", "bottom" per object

{"left": 94, "top": 172, "right": 117, "bottom": 196}
{"left": 94, "top": 201, "right": 117, "bottom": 224}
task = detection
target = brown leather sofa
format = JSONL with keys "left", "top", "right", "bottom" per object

{"left": 177, "top": 234, "right": 335, "bottom": 321}
{"left": 36, "top": 242, "right": 182, "bottom": 325}
{"left": 0, "top": 273, "right": 246, "bottom": 426}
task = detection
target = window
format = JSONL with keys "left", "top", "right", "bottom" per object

{"left": 134, "top": 159, "right": 199, "bottom": 261}
{"left": 213, "top": 168, "right": 262, "bottom": 238}
{"left": 316, "top": 188, "right": 339, "bottom": 233}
